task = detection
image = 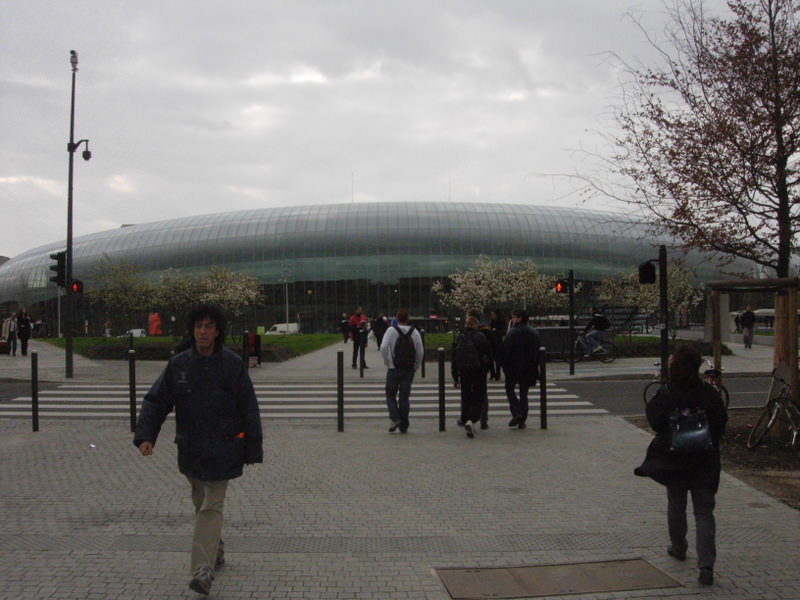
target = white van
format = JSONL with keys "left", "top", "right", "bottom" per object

{"left": 265, "top": 322, "right": 300, "bottom": 335}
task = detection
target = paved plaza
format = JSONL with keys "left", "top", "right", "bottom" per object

{"left": 1, "top": 338, "right": 798, "bottom": 599}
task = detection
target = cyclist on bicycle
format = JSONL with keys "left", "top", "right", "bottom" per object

{"left": 581, "top": 307, "right": 611, "bottom": 356}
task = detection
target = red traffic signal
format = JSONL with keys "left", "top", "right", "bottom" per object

{"left": 555, "top": 279, "right": 569, "bottom": 294}
{"left": 70, "top": 279, "right": 84, "bottom": 294}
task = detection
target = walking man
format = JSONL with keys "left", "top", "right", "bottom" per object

{"left": 740, "top": 306, "right": 756, "bottom": 349}
{"left": 452, "top": 315, "right": 493, "bottom": 438}
{"left": 380, "top": 309, "right": 424, "bottom": 433}
{"left": 349, "top": 307, "right": 369, "bottom": 369}
{"left": 134, "top": 304, "right": 263, "bottom": 596}
{"left": 503, "top": 309, "right": 541, "bottom": 429}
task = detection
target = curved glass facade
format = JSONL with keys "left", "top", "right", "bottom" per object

{"left": 0, "top": 202, "right": 739, "bottom": 331}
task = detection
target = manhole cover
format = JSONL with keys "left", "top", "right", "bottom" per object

{"left": 436, "top": 558, "right": 681, "bottom": 599}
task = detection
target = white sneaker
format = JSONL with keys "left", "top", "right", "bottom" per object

{"left": 465, "top": 421, "right": 475, "bottom": 438}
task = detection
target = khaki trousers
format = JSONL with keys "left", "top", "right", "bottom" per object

{"left": 186, "top": 476, "right": 228, "bottom": 574}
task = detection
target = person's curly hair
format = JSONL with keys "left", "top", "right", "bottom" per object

{"left": 668, "top": 344, "right": 702, "bottom": 389}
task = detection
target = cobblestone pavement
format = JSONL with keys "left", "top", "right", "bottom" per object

{"left": 2, "top": 337, "right": 797, "bottom": 599}
{"left": 2, "top": 413, "right": 799, "bottom": 599}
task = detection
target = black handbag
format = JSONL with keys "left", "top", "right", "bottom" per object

{"left": 668, "top": 407, "right": 714, "bottom": 456}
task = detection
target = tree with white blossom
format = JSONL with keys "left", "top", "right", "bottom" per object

{"left": 432, "top": 255, "right": 568, "bottom": 315}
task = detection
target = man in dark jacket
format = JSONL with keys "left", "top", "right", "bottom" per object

{"left": 452, "top": 315, "right": 493, "bottom": 438}
{"left": 134, "top": 304, "right": 263, "bottom": 596}
{"left": 740, "top": 306, "right": 756, "bottom": 349}
{"left": 503, "top": 309, "right": 540, "bottom": 429}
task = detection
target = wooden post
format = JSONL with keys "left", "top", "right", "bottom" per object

{"left": 711, "top": 289, "right": 721, "bottom": 372}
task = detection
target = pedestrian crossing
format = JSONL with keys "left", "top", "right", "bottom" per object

{"left": 0, "top": 381, "right": 607, "bottom": 420}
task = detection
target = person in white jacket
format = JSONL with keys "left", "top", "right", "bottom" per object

{"left": 380, "top": 309, "right": 424, "bottom": 434}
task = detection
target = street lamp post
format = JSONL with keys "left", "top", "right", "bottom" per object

{"left": 65, "top": 50, "right": 91, "bottom": 378}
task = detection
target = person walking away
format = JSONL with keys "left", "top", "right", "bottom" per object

{"left": 467, "top": 308, "right": 494, "bottom": 429}
{"left": 134, "top": 304, "right": 263, "bottom": 596}
{"left": 4, "top": 313, "right": 18, "bottom": 356}
{"left": 634, "top": 345, "right": 727, "bottom": 586}
{"left": 503, "top": 309, "right": 541, "bottom": 429}
{"left": 17, "top": 308, "right": 33, "bottom": 356}
{"left": 489, "top": 309, "right": 507, "bottom": 381}
{"left": 452, "top": 315, "right": 492, "bottom": 438}
{"left": 740, "top": 306, "right": 756, "bottom": 349}
{"left": 339, "top": 312, "right": 349, "bottom": 343}
{"left": 380, "top": 309, "right": 424, "bottom": 433}
{"left": 349, "top": 307, "right": 369, "bottom": 368}
{"left": 580, "top": 307, "right": 610, "bottom": 356}
{"left": 371, "top": 314, "right": 389, "bottom": 349}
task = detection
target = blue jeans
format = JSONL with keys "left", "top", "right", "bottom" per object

{"left": 584, "top": 330, "right": 601, "bottom": 354}
{"left": 385, "top": 368, "right": 414, "bottom": 429}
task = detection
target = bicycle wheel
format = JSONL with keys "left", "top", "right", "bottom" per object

{"left": 598, "top": 341, "right": 617, "bottom": 363}
{"left": 573, "top": 339, "right": 586, "bottom": 362}
{"left": 747, "top": 399, "right": 779, "bottom": 449}
{"left": 719, "top": 384, "right": 730, "bottom": 409}
{"left": 643, "top": 380, "right": 661, "bottom": 407}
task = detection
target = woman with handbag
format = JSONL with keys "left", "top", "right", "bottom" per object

{"left": 634, "top": 345, "right": 728, "bottom": 586}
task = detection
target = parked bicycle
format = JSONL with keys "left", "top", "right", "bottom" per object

{"left": 746, "top": 369, "right": 800, "bottom": 450}
{"left": 642, "top": 359, "right": 729, "bottom": 409}
{"left": 573, "top": 334, "right": 617, "bottom": 363}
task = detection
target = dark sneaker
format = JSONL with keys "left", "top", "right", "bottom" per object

{"left": 388, "top": 420, "right": 401, "bottom": 432}
{"left": 508, "top": 415, "right": 520, "bottom": 427}
{"left": 189, "top": 566, "right": 214, "bottom": 596}
{"left": 698, "top": 568, "right": 713, "bottom": 586}
{"left": 517, "top": 421, "right": 526, "bottom": 429}
{"left": 480, "top": 422, "right": 488, "bottom": 430}
{"left": 667, "top": 546, "right": 686, "bottom": 561}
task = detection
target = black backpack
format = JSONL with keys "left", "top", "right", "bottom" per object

{"left": 392, "top": 325, "right": 417, "bottom": 369}
{"left": 455, "top": 330, "right": 484, "bottom": 372}
{"left": 595, "top": 315, "right": 611, "bottom": 331}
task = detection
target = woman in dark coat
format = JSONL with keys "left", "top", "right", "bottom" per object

{"left": 635, "top": 345, "right": 728, "bottom": 586}
{"left": 17, "top": 308, "right": 33, "bottom": 356}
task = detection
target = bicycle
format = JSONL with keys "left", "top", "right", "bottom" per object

{"left": 746, "top": 369, "right": 800, "bottom": 450}
{"left": 642, "top": 358, "right": 730, "bottom": 409}
{"left": 573, "top": 334, "right": 617, "bottom": 363}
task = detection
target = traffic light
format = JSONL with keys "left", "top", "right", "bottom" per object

{"left": 639, "top": 261, "right": 656, "bottom": 284}
{"left": 49, "top": 251, "right": 66, "bottom": 287}
{"left": 555, "top": 278, "right": 569, "bottom": 294}
{"left": 70, "top": 279, "right": 83, "bottom": 294}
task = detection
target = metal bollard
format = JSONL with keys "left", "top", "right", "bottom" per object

{"left": 438, "top": 347, "right": 446, "bottom": 431}
{"left": 242, "top": 330, "right": 249, "bottom": 370}
{"left": 129, "top": 349, "right": 137, "bottom": 433}
{"left": 337, "top": 350, "right": 344, "bottom": 432}
{"left": 31, "top": 351, "right": 39, "bottom": 432}
{"left": 539, "top": 346, "right": 547, "bottom": 430}
{"left": 420, "top": 328, "right": 426, "bottom": 379}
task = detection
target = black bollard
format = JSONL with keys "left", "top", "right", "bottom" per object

{"left": 337, "top": 350, "right": 344, "bottom": 432}
{"left": 242, "top": 330, "right": 249, "bottom": 370}
{"left": 438, "top": 347, "right": 446, "bottom": 431}
{"left": 129, "top": 349, "right": 137, "bottom": 433}
{"left": 31, "top": 351, "right": 39, "bottom": 432}
{"left": 539, "top": 346, "right": 547, "bottom": 430}
{"left": 420, "top": 328, "right": 426, "bottom": 379}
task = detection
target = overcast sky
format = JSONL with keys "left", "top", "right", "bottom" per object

{"left": 0, "top": 0, "right": 730, "bottom": 259}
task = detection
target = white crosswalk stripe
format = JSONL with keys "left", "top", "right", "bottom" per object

{"left": 0, "top": 382, "right": 607, "bottom": 419}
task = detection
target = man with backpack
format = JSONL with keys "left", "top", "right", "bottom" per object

{"left": 581, "top": 306, "right": 611, "bottom": 356}
{"left": 380, "top": 309, "right": 424, "bottom": 433}
{"left": 452, "top": 315, "right": 493, "bottom": 438}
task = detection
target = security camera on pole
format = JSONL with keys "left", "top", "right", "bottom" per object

{"left": 65, "top": 50, "right": 92, "bottom": 378}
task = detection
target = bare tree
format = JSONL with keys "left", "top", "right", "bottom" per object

{"left": 595, "top": 0, "right": 800, "bottom": 277}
